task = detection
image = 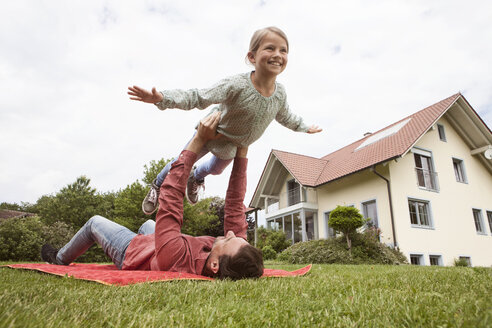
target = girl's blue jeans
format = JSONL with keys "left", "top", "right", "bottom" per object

{"left": 55, "top": 216, "right": 156, "bottom": 269}
{"left": 155, "top": 134, "right": 233, "bottom": 187}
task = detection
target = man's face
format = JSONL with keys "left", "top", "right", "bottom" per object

{"left": 212, "top": 231, "right": 249, "bottom": 257}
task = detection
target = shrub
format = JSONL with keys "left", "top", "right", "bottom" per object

{"left": 41, "top": 221, "right": 75, "bottom": 249}
{"left": 454, "top": 258, "right": 470, "bottom": 267}
{"left": 76, "top": 244, "right": 110, "bottom": 263}
{"left": 328, "top": 205, "right": 367, "bottom": 250}
{"left": 278, "top": 230, "right": 407, "bottom": 265}
{"left": 255, "top": 227, "right": 291, "bottom": 253}
{"left": 262, "top": 245, "right": 277, "bottom": 260}
{"left": 0, "top": 216, "right": 110, "bottom": 263}
{"left": 42, "top": 220, "right": 109, "bottom": 263}
{"left": 0, "top": 216, "right": 45, "bottom": 261}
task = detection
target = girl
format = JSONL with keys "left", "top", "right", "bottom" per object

{"left": 128, "top": 26, "right": 322, "bottom": 214}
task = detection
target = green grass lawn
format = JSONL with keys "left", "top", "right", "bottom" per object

{"left": 1, "top": 261, "right": 491, "bottom": 327}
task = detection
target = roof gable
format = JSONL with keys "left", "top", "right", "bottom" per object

{"left": 315, "top": 93, "right": 461, "bottom": 184}
{"left": 272, "top": 150, "right": 327, "bottom": 186}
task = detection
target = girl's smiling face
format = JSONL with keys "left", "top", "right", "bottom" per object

{"left": 248, "top": 32, "right": 288, "bottom": 76}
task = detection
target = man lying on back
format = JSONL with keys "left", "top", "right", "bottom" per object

{"left": 42, "top": 112, "right": 263, "bottom": 279}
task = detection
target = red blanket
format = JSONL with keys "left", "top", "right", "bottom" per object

{"left": 5, "top": 263, "right": 312, "bottom": 286}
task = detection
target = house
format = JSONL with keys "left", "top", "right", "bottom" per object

{"left": 0, "top": 209, "right": 36, "bottom": 222}
{"left": 249, "top": 93, "right": 492, "bottom": 266}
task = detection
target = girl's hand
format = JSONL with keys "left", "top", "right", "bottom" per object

{"left": 307, "top": 125, "right": 322, "bottom": 134}
{"left": 127, "top": 86, "right": 164, "bottom": 103}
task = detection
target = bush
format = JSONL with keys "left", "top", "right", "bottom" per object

{"left": 278, "top": 230, "right": 407, "bottom": 265}
{"left": 262, "top": 245, "right": 277, "bottom": 260}
{"left": 0, "top": 216, "right": 45, "bottom": 261}
{"left": 0, "top": 216, "right": 110, "bottom": 263}
{"left": 77, "top": 244, "right": 111, "bottom": 263}
{"left": 256, "top": 227, "right": 291, "bottom": 253}
{"left": 454, "top": 258, "right": 470, "bottom": 267}
{"left": 41, "top": 221, "right": 75, "bottom": 249}
{"left": 41, "top": 220, "right": 109, "bottom": 263}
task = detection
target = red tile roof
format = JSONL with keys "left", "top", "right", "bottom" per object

{"left": 273, "top": 93, "right": 461, "bottom": 186}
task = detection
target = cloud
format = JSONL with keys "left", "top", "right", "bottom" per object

{"left": 0, "top": 0, "right": 491, "bottom": 210}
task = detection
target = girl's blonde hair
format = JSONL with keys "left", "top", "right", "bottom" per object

{"left": 246, "top": 27, "right": 289, "bottom": 63}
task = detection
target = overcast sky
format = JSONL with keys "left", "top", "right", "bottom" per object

{"left": 1, "top": 1, "right": 491, "bottom": 217}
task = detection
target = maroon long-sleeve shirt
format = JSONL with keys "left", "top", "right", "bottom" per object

{"left": 121, "top": 150, "right": 248, "bottom": 275}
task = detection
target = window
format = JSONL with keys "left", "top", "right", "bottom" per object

{"left": 414, "top": 152, "right": 439, "bottom": 191}
{"left": 324, "top": 212, "right": 336, "bottom": 238}
{"left": 267, "top": 217, "right": 283, "bottom": 231}
{"left": 488, "top": 211, "right": 492, "bottom": 235}
{"left": 410, "top": 254, "right": 423, "bottom": 265}
{"left": 459, "top": 256, "right": 471, "bottom": 266}
{"left": 356, "top": 118, "right": 411, "bottom": 150}
{"left": 293, "top": 212, "right": 302, "bottom": 243}
{"left": 268, "top": 210, "right": 317, "bottom": 244}
{"left": 287, "top": 180, "right": 304, "bottom": 206}
{"left": 437, "top": 124, "right": 446, "bottom": 142}
{"left": 408, "top": 199, "right": 432, "bottom": 228}
{"left": 473, "top": 209, "right": 486, "bottom": 234}
{"left": 362, "top": 200, "right": 378, "bottom": 228}
{"left": 305, "top": 211, "right": 316, "bottom": 241}
{"left": 284, "top": 214, "right": 293, "bottom": 240}
{"left": 275, "top": 217, "right": 283, "bottom": 231}
{"left": 452, "top": 158, "right": 467, "bottom": 183}
{"left": 429, "top": 255, "right": 442, "bottom": 266}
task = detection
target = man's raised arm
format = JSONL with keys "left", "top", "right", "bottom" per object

{"left": 223, "top": 147, "right": 249, "bottom": 239}
{"left": 153, "top": 112, "right": 221, "bottom": 270}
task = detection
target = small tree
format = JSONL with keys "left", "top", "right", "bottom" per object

{"left": 142, "top": 158, "right": 172, "bottom": 186}
{"left": 328, "top": 205, "right": 367, "bottom": 251}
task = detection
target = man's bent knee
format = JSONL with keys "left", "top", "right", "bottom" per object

{"left": 138, "top": 219, "right": 156, "bottom": 235}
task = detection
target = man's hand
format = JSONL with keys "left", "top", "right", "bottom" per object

{"left": 128, "top": 86, "right": 164, "bottom": 104}
{"left": 186, "top": 112, "right": 222, "bottom": 154}
{"left": 307, "top": 125, "right": 323, "bottom": 134}
{"left": 196, "top": 112, "right": 222, "bottom": 142}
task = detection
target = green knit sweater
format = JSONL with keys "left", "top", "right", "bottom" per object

{"left": 155, "top": 72, "right": 309, "bottom": 159}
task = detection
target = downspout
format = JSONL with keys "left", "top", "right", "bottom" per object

{"left": 254, "top": 209, "right": 258, "bottom": 247}
{"left": 371, "top": 165, "right": 398, "bottom": 249}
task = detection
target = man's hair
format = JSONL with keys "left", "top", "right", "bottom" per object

{"left": 217, "top": 244, "right": 264, "bottom": 280}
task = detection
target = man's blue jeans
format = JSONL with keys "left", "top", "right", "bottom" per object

{"left": 56, "top": 216, "right": 156, "bottom": 269}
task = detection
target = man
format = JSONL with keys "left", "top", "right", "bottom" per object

{"left": 41, "top": 112, "right": 264, "bottom": 280}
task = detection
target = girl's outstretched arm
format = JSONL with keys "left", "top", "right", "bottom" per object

{"left": 128, "top": 86, "right": 163, "bottom": 104}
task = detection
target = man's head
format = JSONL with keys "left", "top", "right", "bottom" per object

{"left": 205, "top": 231, "right": 264, "bottom": 280}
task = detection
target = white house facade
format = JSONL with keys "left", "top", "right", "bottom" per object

{"left": 249, "top": 94, "right": 492, "bottom": 266}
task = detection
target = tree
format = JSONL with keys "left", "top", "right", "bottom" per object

{"left": 113, "top": 181, "right": 148, "bottom": 232}
{"left": 142, "top": 158, "right": 172, "bottom": 186}
{"left": 37, "top": 176, "right": 111, "bottom": 230}
{"left": 0, "top": 202, "right": 23, "bottom": 211}
{"left": 328, "top": 205, "right": 367, "bottom": 251}
{"left": 182, "top": 197, "right": 221, "bottom": 236}
{"left": 203, "top": 197, "right": 225, "bottom": 237}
